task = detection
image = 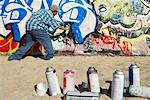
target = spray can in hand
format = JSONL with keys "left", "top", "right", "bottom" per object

{"left": 111, "top": 69, "right": 124, "bottom": 100}
{"left": 87, "top": 66, "right": 100, "bottom": 93}
{"left": 45, "top": 67, "right": 61, "bottom": 96}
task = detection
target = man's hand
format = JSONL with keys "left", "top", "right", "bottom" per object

{"left": 58, "top": 24, "right": 70, "bottom": 30}
{"left": 66, "top": 24, "right": 70, "bottom": 30}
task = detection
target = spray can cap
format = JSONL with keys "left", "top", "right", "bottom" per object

{"left": 132, "top": 64, "right": 139, "bottom": 68}
{"left": 64, "top": 69, "right": 75, "bottom": 74}
{"left": 114, "top": 69, "right": 124, "bottom": 75}
{"left": 46, "top": 67, "right": 56, "bottom": 73}
{"left": 130, "top": 64, "right": 134, "bottom": 67}
{"left": 87, "top": 66, "right": 97, "bottom": 74}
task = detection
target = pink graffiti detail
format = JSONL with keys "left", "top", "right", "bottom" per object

{"left": 90, "top": 34, "right": 132, "bottom": 55}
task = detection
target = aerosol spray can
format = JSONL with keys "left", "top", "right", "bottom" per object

{"left": 111, "top": 69, "right": 124, "bottom": 100}
{"left": 87, "top": 67, "right": 100, "bottom": 93}
{"left": 129, "top": 85, "right": 150, "bottom": 98}
{"left": 129, "top": 64, "right": 140, "bottom": 86}
{"left": 63, "top": 69, "right": 75, "bottom": 94}
{"left": 45, "top": 67, "right": 61, "bottom": 96}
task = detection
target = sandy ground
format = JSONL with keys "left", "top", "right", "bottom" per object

{"left": 0, "top": 55, "right": 150, "bottom": 100}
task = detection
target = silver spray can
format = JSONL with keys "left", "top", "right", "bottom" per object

{"left": 87, "top": 67, "right": 100, "bottom": 93}
{"left": 111, "top": 69, "right": 124, "bottom": 100}
{"left": 45, "top": 67, "right": 61, "bottom": 96}
{"left": 63, "top": 69, "right": 75, "bottom": 94}
{"left": 129, "top": 85, "right": 150, "bottom": 98}
{"left": 129, "top": 64, "right": 140, "bottom": 86}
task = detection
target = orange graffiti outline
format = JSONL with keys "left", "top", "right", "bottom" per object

{"left": 0, "top": 36, "right": 19, "bottom": 52}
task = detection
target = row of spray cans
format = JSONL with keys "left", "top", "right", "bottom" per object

{"left": 45, "top": 66, "right": 100, "bottom": 96}
{"left": 111, "top": 64, "right": 150, "bottom": 100}
{"left": 43, "top": 64, "right": 150, "bottom": 99}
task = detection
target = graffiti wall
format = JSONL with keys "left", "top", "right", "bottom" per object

{"left": 0, "top": 0, "right": 149, "bottom": 56}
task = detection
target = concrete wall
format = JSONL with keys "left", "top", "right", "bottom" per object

{"left": 0, "top": 0, "right": 149, "bottom": 55}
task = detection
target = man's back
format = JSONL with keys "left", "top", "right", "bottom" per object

{"left": 26, "top": 9, "right": 58, "bottom": 31}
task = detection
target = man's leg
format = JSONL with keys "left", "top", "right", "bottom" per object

{"left": 31, "top": 30, "right": 54, "bottom": 60}
{"left": 8, "top": 33, "right": 35, "bottom": 61}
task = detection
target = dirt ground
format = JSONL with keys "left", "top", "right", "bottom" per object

{"left": 0, "top": 55, "right": 150, "bottom": 100}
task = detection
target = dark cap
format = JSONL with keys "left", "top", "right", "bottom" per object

{"left": 50, "top": 5, "right": 59, "bottom": 12}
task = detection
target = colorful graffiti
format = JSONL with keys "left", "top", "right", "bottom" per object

{"left": 0, "top": 0, "right": 150, "bottom": 56}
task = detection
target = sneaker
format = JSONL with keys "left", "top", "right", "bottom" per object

{"left": 39, "top": 55, "right": 55, "bottom": 60}
{"left": 44, "top": 57, "right": 55, "bottom": 60}
{"left": 50, "top": 57, "right": 55, "bottom": 61}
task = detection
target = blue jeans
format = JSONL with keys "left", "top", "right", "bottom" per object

{"left": 8, "top": 29, "right": 54, "bottom": 60}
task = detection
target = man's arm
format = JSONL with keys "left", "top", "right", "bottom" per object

{"left": 46, "top": 10, "right": 70, "bottom": 30}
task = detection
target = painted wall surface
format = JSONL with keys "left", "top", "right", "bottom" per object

{"left": 0, "top": 0, "right": 149, "bottom": 55}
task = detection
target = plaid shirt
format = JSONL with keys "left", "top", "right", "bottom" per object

{"left": 26, "top": 9, "right": 59, "bottom": 31}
